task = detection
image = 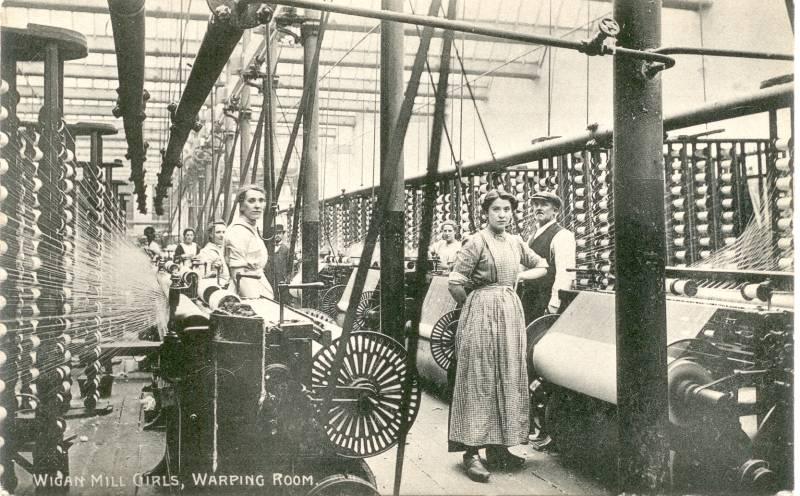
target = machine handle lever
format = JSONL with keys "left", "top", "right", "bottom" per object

{"left": 279, "top": 281, "right": 326, "bottom": 291}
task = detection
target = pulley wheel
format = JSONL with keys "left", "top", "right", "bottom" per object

{"left": 352, "top": 290, "right": 379, "bottom": 330}
{"left": 312, "top": 331, "right": 421, "bottom": 458}
{"left": 667, "top": 358, "right": 713, "bottom": 427}
{"left": 321, "top": 284, "right": 346, "bottom": 319}
{"left": 430, "top": 309, "right": 459, "bottom": 371}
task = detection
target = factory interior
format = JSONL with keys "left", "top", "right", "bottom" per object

{"left": 0, "top": 0, "right": 796, "bottom": 494}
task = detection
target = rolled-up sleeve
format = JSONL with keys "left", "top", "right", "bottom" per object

{"left": 518, "top": 236, "right": 541, "bottom": 268}
{"left": 448, "top": 235, "right": 481, "bottom": 286}
{"left": 224, "top": 226, "right": 250, "bottom": 269}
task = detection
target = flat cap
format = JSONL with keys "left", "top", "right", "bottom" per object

{"left": 531, "top": 190, "right": 562, "bottom": 209}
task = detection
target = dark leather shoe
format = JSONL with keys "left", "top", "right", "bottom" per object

{"left": 462, "top": 454, "right": 491, "bottom": 482}
{"left": 486, "top": 446, "right": 526, "bottom": 470}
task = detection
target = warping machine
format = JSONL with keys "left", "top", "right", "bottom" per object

{"left": 145, "top": 267, "right": 421, "bottom": 495}
{"left": 527, "top": 269, "right": 793, "bottom": 493}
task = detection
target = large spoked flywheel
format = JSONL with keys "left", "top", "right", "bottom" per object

{"left": 311, "top": 331, "right": 421, "bottom": 458}
{"left": 430, "top": 309, "right": 460, "bottom": 371}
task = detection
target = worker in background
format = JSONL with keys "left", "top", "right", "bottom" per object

{"left": 172, "top": 227, "right": 199, "bottom": 265}
{"left": 430, "top": 220, "right": 461, "bottom": 271}
{"left": 143, "top": 226, "right": 162, "bottom": 259}
{"left": 265, "top": 224, "right": 291, "bottom": 302}
{"left": 197, "top": 220, "right": 230, "bottom": 286}
{"left": 223, "top": 184, "right": 274, "bottom": 299}
{"left": 447, "top": 190, "right": 542, "bottom": 483}
{"left": 517, "top": 190, "right": 576, "bottom": 323}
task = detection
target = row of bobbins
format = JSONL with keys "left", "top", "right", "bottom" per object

{"left": 321, "top": 200, "right": 339, "bottom": 254}
{"left": 572, "top": 151, "right": 614, "bottom": 290}
{"left": 665, "top": 140, "right": 755, "bottom": 267}
{"left": 666, "top": 142, "right": 692, "bottom": 265}
{"left": 0, "top": 75, "right": 17, "bottom": 493}
{"left": 665, "top": 142, "right": 717, "bottom": 265}
{"left": 34, "top": 82, "right": 75, "bottom": 480}
{"left": 0, "top": 71, "right": 61, "bottom": 491}
{"left": 773, "top": 138, "right": 793, "bottom": 270}
{"left": 714, "top": 146, "right": 740, "bottom": 256}
{"left": 690, "top": 144, "right": 714, "bottom": 262}
{"left": 74, "top": 134, "right": 108, "bottom": 410}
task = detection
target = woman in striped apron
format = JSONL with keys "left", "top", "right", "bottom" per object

{"left": 447, "top": 189, "right": 542, "bottom": 483}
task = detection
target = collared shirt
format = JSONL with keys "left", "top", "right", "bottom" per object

{"left": 529, "top": 219, "right": 576, "bottom": 308}
{"left": 223, "top": 216, "right": 269, "bottom": 273}
{"left": 197, "top": 242, "right": 230, "bottom": 284}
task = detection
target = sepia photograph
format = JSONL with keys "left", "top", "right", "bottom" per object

{"left": 0, "top": 0, "right": 794, "bottom": 494}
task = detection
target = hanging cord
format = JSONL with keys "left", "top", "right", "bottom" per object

{"left": 288, "top": 156, "right": 304, "bottom": 269}
{"left": 371, "top": 42, "right": 379, "bottom": 199}
{"left": 318, "top": 23, "right": 380, "bottom": 82}
{"left": 205, "top": 89, "right": 215, "bottom": 236}
{"left": 407, "top": 1, "right": 495, "bottom": 165}
{"left": 263, "top": 22, "right": 281, "bottom": 291}
{"left": 699, "top": 9, "right": 709, "bottom": 128}
{"left": 273, "top": 11, "right": 330, "bottom": 204}
{"left": 210, "top": 123, "right": 240, "bottom": 219}
{"left": 406, "top": 1, "right": 459, "bottom": 166}
{"left": 586, "top": 0, "right": 590, "bottom": 127}
{"left": 227, "top": 103, "right": 266, "bottom": 224}
{"left": 458, "top": 0, "right": 465, "bottom": 166}
{"left": 547, "top": 0, "right": 553, "bottom": 136}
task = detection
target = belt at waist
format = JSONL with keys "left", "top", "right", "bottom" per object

{"left": 472, "top": 284, "right": 514, "bottom": 292}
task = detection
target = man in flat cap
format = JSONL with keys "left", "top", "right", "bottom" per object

{"left": 266, "top": 224, "right": 292, "bottom": 302}
{"left": 517, "top": 190, "right": 576, "bottom": 323}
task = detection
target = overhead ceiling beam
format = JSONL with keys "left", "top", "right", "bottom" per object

{"left": 274, "top": 46, "right": 539, "bottom": 79}
{"left": 592, "top": 0, "right": 712, "bottom": 10}
{"left": 3, "top": 0, "right": 591, "bottom": 34}
{"left": 18, "top": 86, "right": 444, "bottom": 115}
{"left": 19, "top": 61, "right": 225, "bottom": 85}
{"left": 72, "top": 36, "right": 539, "bottom": 79}
{"left": 22, "top": 63, "right": 488, "bottom": 99}
{"left": 2, "top": 0, "right": 211, "bottom": 20}
{"left": 17, "top": 86, "right": 222, "bottom": 106}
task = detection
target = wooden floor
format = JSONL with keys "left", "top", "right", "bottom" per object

{"left": 11, "top": 369, "right": 610, "bottom": 496}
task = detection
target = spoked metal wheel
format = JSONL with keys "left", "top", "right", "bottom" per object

{"left": 430, "top": 309, "right": 460, "bottom": 371}
{"left": 320, "top": 284, "right": 346, "bottom": 319}
{"left": 311, "top": 331, "right": 420, "bottom": 458}
{"left": 352, "top": 290, "right": 379, "bottom": 331}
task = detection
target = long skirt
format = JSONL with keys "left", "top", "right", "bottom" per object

{"left": 448, "top": 285, "right": 529, "bottom": 451}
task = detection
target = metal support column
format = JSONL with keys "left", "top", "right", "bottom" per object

{"left": 33, "top": 39, "right": 69, "bottom": 487}
{"left": 301, "top": 20, "right": 320, "bottom": 307}
{"left": 613, "top": 0, "right": 670, "bottom": 492}
{"left": 379, "top": 0, "right": 406, "bottom": 341}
